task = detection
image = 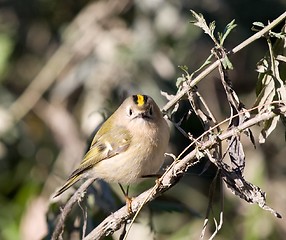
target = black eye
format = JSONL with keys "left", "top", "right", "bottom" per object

{"left": 128, "top": 108, "right": 133, "bottom": 116}
{"left": 149, "top": 106, "right": 153, "bottom": 115}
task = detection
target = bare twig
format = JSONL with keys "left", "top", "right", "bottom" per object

{"left": 161, "top": 11, "right": 286, "bottom": 113}
{"left": 51, "top": 178, "right": 96, "bottom": 240}
{"left": 51, "top": 11, "right": 286, "bottom": 239}
{"left": 200, "top": 151, "right": 223, "bottom": 239}
{"left": 81, "top": 105, "right": 285, "bottom": 240}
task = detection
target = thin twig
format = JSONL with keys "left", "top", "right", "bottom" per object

{"left": 51, "top": 178, "right": 96, "bottom": 240}
{"left": 52, "top": 11, "right": 286, "bottom": 239}
{"left": 161, "top": 11, "right": 286, "bottom": 113}
{"left": 82, "top": 105, "right": 286, "bottom": 240}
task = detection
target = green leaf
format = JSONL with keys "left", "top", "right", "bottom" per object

{"left": 176, "top": 76, "right": 185, "bottom": 88}
{"left": 191, "top": 10, "right": 216, "bottom": 41}
{"left": 259, "top": 115, "right": 280, "bottom": 143}
{"left": 254, "top": 26, "right": 286, "bottom": 143}
{"left": 269, "top": 31, "right": 286, "bottom": 39}
{"left": 251, "top": 22, "right": 265, "bottom": 32}
{"left": 219, "top": 19, "right": 237, "bottom": 46}
{"left": 253, "top": 22, "right": 265, "bottom": 28}
{"left": 222, "top": 55, "right": 234, "bottom": 70}
{"left": 178, "top": 65, "right": 189, "bottom": 72}
{"left": 209, "top": 21, "right": 216, "bottom": 36}
{"left": 190, "top": 10, "right": 209, "bottom": 32}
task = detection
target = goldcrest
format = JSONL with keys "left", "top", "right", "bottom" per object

{"left": 54, "top": 94, "right": 170, "bottom": 197}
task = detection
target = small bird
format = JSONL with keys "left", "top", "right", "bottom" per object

{"left": 54, "top": 94, "right": 170, "bottom": 205}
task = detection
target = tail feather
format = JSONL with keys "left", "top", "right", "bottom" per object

{"left": 53, "top": 175, "right": 81, "bottom": 198}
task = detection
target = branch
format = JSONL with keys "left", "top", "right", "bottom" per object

{"left": 51, "top": 178, "right": 96, "bottom": 240}
{"left": 161, "top": 11, "right": 286, "bottom": 113}
{"left": 82, "top": 105, "right": 286, "bottom": 239}
{"left": 51, "top": 11, "right": 286, "bottom": 239}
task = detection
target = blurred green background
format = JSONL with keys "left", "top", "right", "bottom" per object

{"left": 0, "top": 0, "right": 285, "bottom": 239}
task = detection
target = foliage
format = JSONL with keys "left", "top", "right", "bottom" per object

{"left": 0, "top": 1, "right": 285, "bottom": 240}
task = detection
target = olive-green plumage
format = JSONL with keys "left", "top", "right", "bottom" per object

{"left": 54, "top": 94, "right": 169, "bottom": 198}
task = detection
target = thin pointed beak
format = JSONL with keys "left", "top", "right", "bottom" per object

{"left": 136, "top": 112, "right": 150, "bottom": 119}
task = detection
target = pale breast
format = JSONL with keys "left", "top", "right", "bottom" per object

{"left": 88, "top": 117, "right": 169, "bottom": 185}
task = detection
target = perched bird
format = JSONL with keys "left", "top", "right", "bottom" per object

{"left": 54, "top": 94, "right": 170, "bottom": 205}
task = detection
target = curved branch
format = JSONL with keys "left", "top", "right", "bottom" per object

{"left": 83, "top": 105, "right": 286, "bottom": 240}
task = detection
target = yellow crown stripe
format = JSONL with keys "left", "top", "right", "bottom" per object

{"left": 136, "top": 94, "right": 145, "bottom": 106}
